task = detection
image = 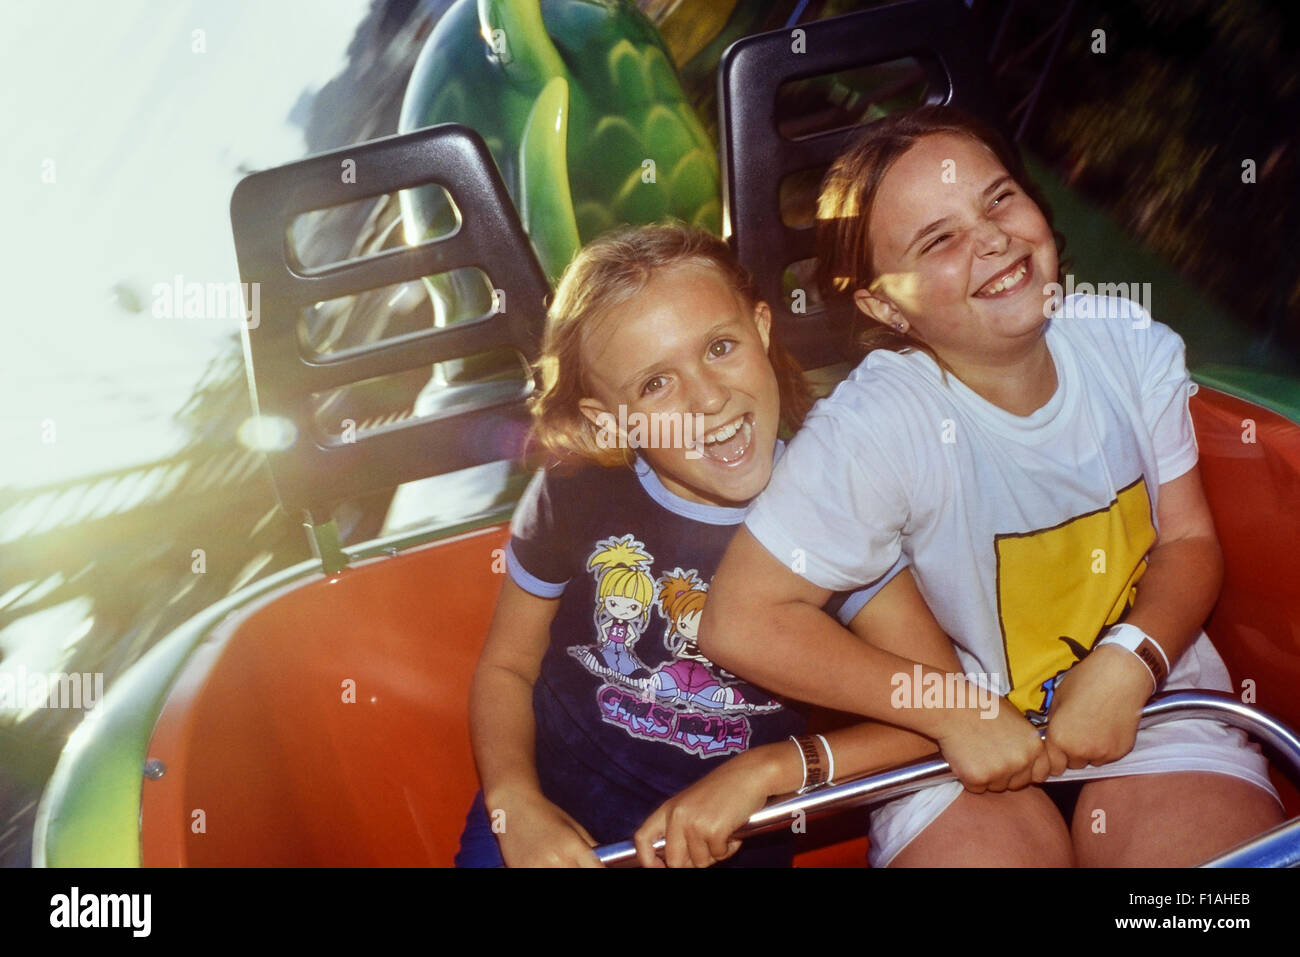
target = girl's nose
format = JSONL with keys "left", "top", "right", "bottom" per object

{"left": 688, "top": 370, "right": 730, "bottom": 415}
{"left": 973, "top": 217, "right": 1010, "bottom": 256}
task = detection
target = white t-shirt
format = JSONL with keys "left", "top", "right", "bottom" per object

{"left": 746, "top": 295, "right": 1229, "bottom": 717}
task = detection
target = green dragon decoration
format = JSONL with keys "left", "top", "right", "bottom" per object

{"left": 398, "top": 0, "right": 722, "bottom": 338}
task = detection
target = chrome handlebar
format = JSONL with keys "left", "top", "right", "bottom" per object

{"left": 593, "top": 691, "right": 1300, "bottom": 867}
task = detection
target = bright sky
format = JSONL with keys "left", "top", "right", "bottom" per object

{"left": 0, "top": 0, "right": 372, "bottom": 489}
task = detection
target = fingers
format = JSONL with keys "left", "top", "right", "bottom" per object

{"left": 570, "top": 817, "right": 607, "bottom": 868}
{"left": 1045, "top": 731, "right": 1089, "bottom": 770}
{"left": 1005, "top": 734, "right": 1053, "bottom": 790}
{"left": 663, "top": 809, "right": 688, "bottom": 868}
{"left": 1030, "top": 748, "right": 1053, "bottom": 785}
{"left": 958, "top": 740, "right": 1047, "bottom": 793}
{"left": 704, "top": 828, "right": 736, "bottom": 866}
{"left": 663, "top": 807, "right": 708, "bottom": 869}
{"left": 1046, "top": 721, "right": 1114, "bottom": 770}
{"left": 1006, "top": 762, "right": 1036, "bottom": 792}
{"left": 686, "top": 827, "right": 715, "bottom": 869}
{"left": 657, "top": 805, "right": 734, "bottom": 868}
{"left": 633, "top": 814, "right": 666, "bottom": 869}
{"left": 1044, "top": 739, "right": 1071, "bottom": 777}
{"left": 1045, "top": 732, "right": 1129, "bottom": 772}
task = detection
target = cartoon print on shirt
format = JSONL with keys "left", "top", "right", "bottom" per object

{"left": 1024, "top": 635, "right": 1092, "bottom": 726}
{"left": 568, "top": 534, "right": 655, "bottom": 686}
{"left": 568, "top": 535, "right": 779, "bottom": 757}
{"left": 995, "top": 476, "right": 1155, "bottom": 717}
{"left": 648, "top": 568, "right": 781, "bottom": 715}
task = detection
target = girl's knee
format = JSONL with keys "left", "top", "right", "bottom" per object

{"left": 1071, "top": 773, "right": 1284, "bottom": 867}
{"left": 892, "top": 787, "right": 1073, "bottom": 867}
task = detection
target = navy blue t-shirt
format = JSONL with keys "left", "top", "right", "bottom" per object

{"left": 506, "top": 448, "right": 901, "bottom": 854}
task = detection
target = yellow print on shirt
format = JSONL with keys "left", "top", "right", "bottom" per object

{"left": 995, "top": 476, "right": 1156, "bottom": 718}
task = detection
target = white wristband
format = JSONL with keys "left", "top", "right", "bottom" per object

{"left": 1096, "top": 622, "right": 1170, "bottom": 690}
{"left": 815, "top": 733, "right": 835, "bottom": 785}
{"left": 790, "top": 735, "right": 808, "bottom": 791}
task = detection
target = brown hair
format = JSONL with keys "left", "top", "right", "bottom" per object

{"left": 816, "top": 104, "right": 1067, "bottom": 362}
{"left": 530, "top": 221, "right": 813, "bottom": 468}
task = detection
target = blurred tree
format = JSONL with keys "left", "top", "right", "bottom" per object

{"left": 1027, "top": 0, "right": 1299, "bottom": 368}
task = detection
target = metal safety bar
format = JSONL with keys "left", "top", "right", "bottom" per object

{"left": 594, "top": 691, "right": 1300, "bottom": 867}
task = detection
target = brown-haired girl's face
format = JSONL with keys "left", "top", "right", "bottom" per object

{"left": 576, "top": 261, "right": 781, "bottom": 508}
{"left": 855, "top": 133, "right": 1058, "bottom": 364}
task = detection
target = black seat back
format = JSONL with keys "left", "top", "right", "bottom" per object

{"left": 230, "top": 124, "right": 549, "bottom": 523}
{"left": 719, "top": 0, "right": 1008, "bottom": 368}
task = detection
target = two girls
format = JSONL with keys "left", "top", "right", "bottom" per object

{"left": 462, "top": 222, "right": 1042, "bottom": 867}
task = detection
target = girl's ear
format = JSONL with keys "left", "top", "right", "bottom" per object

{"left": 753, "top": 301, "right": 772, "bottom": 352}
{"left": 578, "top": 397, "right": 615, "bottom": 432}
{"left": 853, "top": 288, "right": 908, "bottom": 335}
{"left": 578, "top": 397, "right": 626, "bottom": 453}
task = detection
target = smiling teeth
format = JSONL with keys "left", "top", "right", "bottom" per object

{"left": 704, "top": 416, "right": 745, "bottom": 443}
{"left": 981, "top": 261, "right": 1027, "bottom": 295}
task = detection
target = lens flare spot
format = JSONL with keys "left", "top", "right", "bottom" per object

{"left": 237, "top": 415, "right": 297, "bottom": 452}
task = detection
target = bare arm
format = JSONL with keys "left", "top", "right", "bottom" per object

{"left": 1045, "top": 465, "right": 1223, "bottom": 770}
{"left": 1121, "top": 465, "right": 1223, "bottom": 659}
{"left": 635, "top": 566, "right": 1044, "bottom": 867}
{"left": 469, "top": 576, "right": 601, "bottom": 867}
{"left": 701, "top": 529, "right": 1047, "bottom": 789}
{"left": 699, "top": 528, "right": 952, "bottom": 727}
{"left": 700, "top": 569, "right": 968, "bottom": 792}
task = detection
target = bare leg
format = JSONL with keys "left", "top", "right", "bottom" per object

{"left": 889, "top": 786, "right": 1074, "bottom": 867}
{"left": 1071, "top": 772, "right": 1284, "bottom": 867}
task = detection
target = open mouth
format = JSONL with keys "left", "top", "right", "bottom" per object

{"left": 698, "top": 412, "right": 753, "bottom": 465}
{"left": 973, "top": 256, "right": 1031, "bottom": 298}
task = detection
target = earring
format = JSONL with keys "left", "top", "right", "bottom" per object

{"left": 893, "top": 322, "right": 906, "bottom": 333}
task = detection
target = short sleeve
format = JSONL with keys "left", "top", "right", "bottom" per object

{"left": 823, "top": 554, "right": 911, "bottom": 626}
{"left": 744, "top": 389, "right": 908, "bottom": 592}
{"left": 1133, "top": 309, "right": 1199, "bottom": 484}
{"left": 506, "top": 468, "right": 572, "bottom": 598}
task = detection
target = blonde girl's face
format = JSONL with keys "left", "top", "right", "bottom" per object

{"left": 577, "top": 262, "right": 782, "bottom": 508}
{"left": 856, "top": 133, "right": 1058, "bottom": 365}
{"left": 603, "top": 595, "right": 643, "bottom": 621}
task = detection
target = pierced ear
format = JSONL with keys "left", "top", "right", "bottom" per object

{"left": 852, "top": 288, "right": 904, "bottom": 333}
{"left": 752, "top": 301, "right": 772, "bottom": 352}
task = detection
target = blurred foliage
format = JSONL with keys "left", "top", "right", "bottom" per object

{"left": 1030, "top": 0, "right": 1300, "bottom": 367}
